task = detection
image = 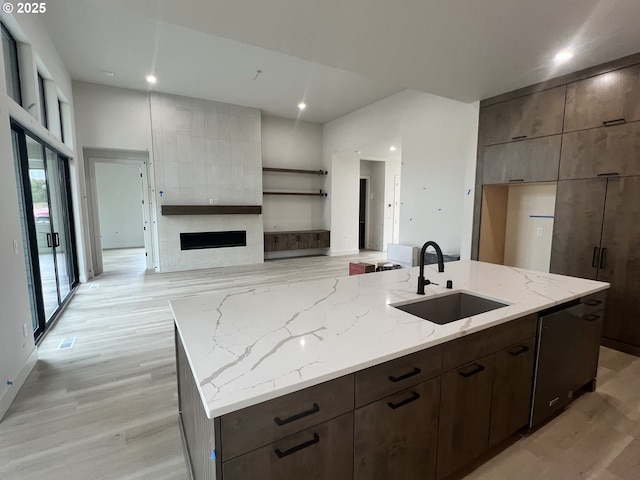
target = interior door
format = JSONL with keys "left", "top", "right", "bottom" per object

{"left": 549, "top": 179, "right": 607, "bottom": 279}
{"left": 599, "top": 176, "right": 640, "bottom": 347}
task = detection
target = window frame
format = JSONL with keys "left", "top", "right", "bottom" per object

{"left": 1, "top": 22, "right": 22, "bottom": 104}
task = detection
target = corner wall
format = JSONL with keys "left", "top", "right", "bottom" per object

{"left": 323, "top": 90, "right": 479, "bottom": 258}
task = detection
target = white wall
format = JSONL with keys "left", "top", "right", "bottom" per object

{"left": 0, "top": 12, "right": 75, "bottom": 419}
{"left": 323, "top": 90, "right": 479, "bottom": 257}
{"left": 503, "top": 183, "right": 556, "bottom": 272}
{"left": 261, "top": 115, "right": 325, "bottom": 232}
{"left": 95, "top": 163, "right": 145, "bottom": 249}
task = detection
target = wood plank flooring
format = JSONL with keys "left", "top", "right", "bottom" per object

{"left": 0, "top": 248, "right": 639, "bottom": 480}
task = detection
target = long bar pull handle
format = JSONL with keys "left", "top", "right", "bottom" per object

{"left": 592, "top": 247, "right": 600, "bottom": 268}
{"left": 509, "top": 179, "right": 525, "bottom": 183}
{"left": 388, "top": 367, "right": 421, "bottom": 383}
{"left": 46, "top": 233, "right": 52, "bottom": 248}
{"left": 597, "top": 172, "right": 620, "bottom": 177}
{"left": 458, "top": 363, "right": 485, "bottom": 378}
{"left": 387, "top": 391, "right": 420, "bottom": 410}
{"left": 53, "top": 232, "right": 60, "bottom": 247}
{"left": 599, "top": 247, "right": 607, "bottom": 269}
{"left": 584, "top": 299, "right": 603, "bottom": 307}
{"left": 507, "top": 344, "right": 530, "bottom": 356}
{"left": 511, "top": 135, "right": 528, "bottom": 140}
{"left": 274, "top": 403, "right": 320, "bottom": 426}
{"left": 274, "top": 433, "right": 320, "bottom": 459}
{"left": 583, "top": 313, "right": 601, "bottom": 322}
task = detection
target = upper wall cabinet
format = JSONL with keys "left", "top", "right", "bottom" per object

{"left": 560, "top": 121, "right": 640, "bottom": 179}
{"left": 482, "top": 135, "right": 562, "bottom": 184}
{"left": 564, "top": 64, "right": 640, "bottom": 132}
{"left": 479, "top": 86, "right": 566, "bottom": 146}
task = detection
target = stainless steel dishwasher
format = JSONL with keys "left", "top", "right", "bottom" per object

{"left": 530, "top": 292, "right": 606, "bottom": 427}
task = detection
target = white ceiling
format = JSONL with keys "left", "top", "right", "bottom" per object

{"left": 40, "top": 0, "right": 640, "bottom": 124}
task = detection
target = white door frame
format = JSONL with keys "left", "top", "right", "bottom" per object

{"left": 85, "top": 149, "right": 156, "bottom": 275}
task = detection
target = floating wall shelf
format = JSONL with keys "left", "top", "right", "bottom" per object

{"left": 161, "top": 205, "right": 262, "bottom": 215}
{"left": 262, "top": 167, "right": 328, "bottom": 175}
{"left": 263, "top": 190, "right": 328, "bottom": 197}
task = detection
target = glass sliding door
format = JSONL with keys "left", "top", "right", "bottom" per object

{"left": 12, "top": 123, "right": 78, "bottom": 340}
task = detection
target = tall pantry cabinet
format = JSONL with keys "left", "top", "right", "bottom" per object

{"left": 473, "top": 55, "right": 640, "bottom": 356}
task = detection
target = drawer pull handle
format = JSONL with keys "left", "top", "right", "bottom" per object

{"left": 274, "top": 403, "right": 320, "bottom": 426}
{"left": 584, "top": 299, "right": 603, "bottom": 307}
{"left": 458, "top": 363, "right": 485, "bottom": 378}
{"left": 387, "top": 391, "right": 421, "bottom": 410}
{"left": 508, "top": 345, "right": 530, "bottom": 356}
{"left": 274, "top": 433, "right": 320, "bottom": 458}
{"left": 388, "top": 367, "right": 421, "bottom": 383}
{"left": 509, "top": 179, "right": 525, "bottom": 183}
{"left": 511, "top": 135, "right": 528, "bottom": 140}
{"left": 597, "top": 172, "right": 619, "bottom": 177}
{"left": 583, "top": 313, "right": 601, "bottom": 322}
{"left": 603, "top": 118, "right": 626, "bottom": 127}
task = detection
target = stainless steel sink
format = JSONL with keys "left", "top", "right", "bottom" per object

{"left": 392, "top": 292, "right": 508, "bottom": 325}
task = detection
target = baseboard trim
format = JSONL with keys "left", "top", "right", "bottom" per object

{"left": 0, "top": 347, "right": 38, "bottom": 421}
{"left": 329, "top": 249, "right": 360, "bottom": 256}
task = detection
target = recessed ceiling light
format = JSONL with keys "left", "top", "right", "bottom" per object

{"left": 146, "top": 74, "right": 157, "bottom": 84}
{"left": 389, "top": 145, "right": 397, "bottom": 152}
{"left": 298, "top": 102, "right": 307, "bottom": 111}
{"left": 554, "top": 50, "right": 574, "bottom": 64}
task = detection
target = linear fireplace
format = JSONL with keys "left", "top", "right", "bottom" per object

{"left": 180, "top": 231, "right": 247, "bottom": 250}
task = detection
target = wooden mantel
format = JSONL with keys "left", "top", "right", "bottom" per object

{"left": 161, "top": 205, "right": 262, "bottom": 215}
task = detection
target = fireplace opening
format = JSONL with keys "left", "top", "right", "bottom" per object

{"left": 180, "top": 231, "right": 247, "bottom": 250}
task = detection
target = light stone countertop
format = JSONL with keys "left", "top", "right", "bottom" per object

{"left": 171, "top": 260, "right": 609, "bottom": 419}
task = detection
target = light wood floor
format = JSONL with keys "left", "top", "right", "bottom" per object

{"left": 0, "top": 249, "right": 639, "bottom": 480}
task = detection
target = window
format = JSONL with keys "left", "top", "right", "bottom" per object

{"left": 58, "top": 98, "right": 65, "bottom": 143}
{"left": 1, "top": 22, "right": 22, "bottom": 104}
{"left": 38, "top": 73, "right": 47, "bottom": 128}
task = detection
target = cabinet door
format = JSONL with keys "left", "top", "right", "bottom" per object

{"left": 599, "top": 176, "right": 640, "bottom": 348}
{"left": 560, "top": 121, "right": 640, "bottom": 179}
{"left": 437, "top": 354, "right": 494, "bottom": 480}
{"left": 549, "top": 179, "right": 607, "bottom": 280}
{"left": 264, "top": 234, "right": 278, "bottom": 252}
{"left": 354, "top": 378, "right": 440, "bottom": 480}
{"left": 479, "top": 86, "right": 566, "bottom": 145}
{"left": 489, "top": 337, "right": 535, "bottom": 447}
{"left": 222, "top": 413, "right": 353, "bottom": 480}
{"left": 564, "top": 64, "right": 640, "bottom": 132}
{"left": 287, "top": 233, "right": 310, "bottom": 250}
{"left": 482, "top": 135, "right": 561, "bottom": 184}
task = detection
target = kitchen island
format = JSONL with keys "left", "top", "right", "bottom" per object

{"left": 172, "top": 260, "right": 609, "bottom": 479}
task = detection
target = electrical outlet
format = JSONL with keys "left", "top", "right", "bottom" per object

{"left": 536, "top": 227, "right": 543, "bottom": 237}
{"left": 13, "top": 240, "right": 18, "bottom": 254}
{"left": 23, "top": 323, "right": 28, "bottom": 337}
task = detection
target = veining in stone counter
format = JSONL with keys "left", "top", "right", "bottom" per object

{"left": 171, "top": 260, "right": 609, "bottom": 418}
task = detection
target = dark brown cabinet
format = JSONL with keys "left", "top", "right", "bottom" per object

{"left": 489, "top": 337, "right": 535, "bottom": 447}
{"left": 564, "top": 64, "right": 640, "bottom": 132}
{"left": 223, "top": 413, "right": 353, "bottom": 480}
{"left": 437, "top": 354, "right": 494, "bottom": 480}
{"left": 482, "top": 135, "right": 562, "bottom": 184}
{"left": 559, "top": 121, "right": 640, "bottom": 179}
{"left": 264, "top": 230, "right": 330, "bottom": 253}
{"left": 479, "top": 86, "right": 566, "bottom": 146}
{"left": 354, "top": 379, "right": 440, "bottom": 480}
{"left": 550, "top": 176, "right": 640, "bottom": 352}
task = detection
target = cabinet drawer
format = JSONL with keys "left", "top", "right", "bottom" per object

{"left": 354, "top": 378, "right": 440, "bottom": 480}
{"left": 479, "top": 86, "right": 565, "bottom": 145}
{"left": 220, "top": 374, "right": 354, "bottom": 461}
{"left": 223, "top": 412, "right": 353, "bottom": 480}
{"left": 355, "top": 346, "right": 442, "bottom": 407}
{"left": 482, "top": 135, "right": 561, "bottom": 184}
{"left": 564, "top": 64, "right": 640, "bottom": 132}
{"left": 559, "top": 121, "right": 640, "bottom": 179}
{"left": 442, "top": 314, "right": 537, "bottom": 371}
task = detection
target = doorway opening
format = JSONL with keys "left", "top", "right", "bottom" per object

{"left": 85, "top": 149, "right": 156, "bottom": 276}
{"left": 359, "top": 177, "right": 368, "bottom": 249}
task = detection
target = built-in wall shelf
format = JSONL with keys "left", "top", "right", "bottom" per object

{"left": 161, "top": 205, "right": 262, "bottom": 215}
{"left": 262, "top": 167, "right": 327, "bottom": 175}
{"left": 263, "top": 190, "right": 328, "bottom": 197}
